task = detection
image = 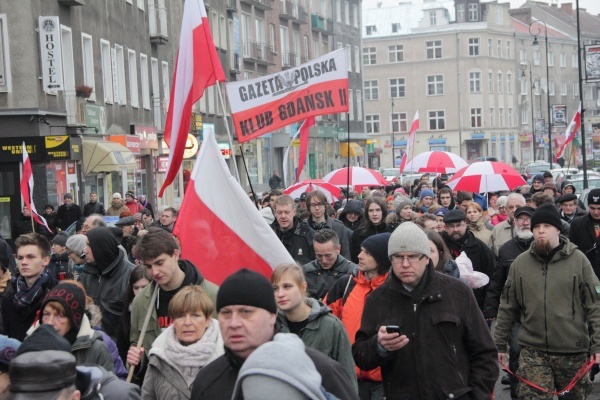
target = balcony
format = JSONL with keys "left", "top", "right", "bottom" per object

{"left": 230, "top": 52, "right": 241, "bottom": 74}
{"left": 243, "top": 41, "right": 275, "bottom": 65}
{"left": 279, "top": 1, "right": 308, "bottom": 24}
{"left": 226, "top": 0, "right": 238, "bottom": 12}
{"left": 58, "top": 0, "right": 85, "bottom": 5}
{"left": 240, "top": 0, "right": 273, "bottom": 11}
{"left": 311, "top": 14, "right": 333, "bottom": 34}
{"left": 282, "top": 52, "right": 298, "bottom": 70}
{"left": 149, "top": 3, "right": 169, "bottom": 44}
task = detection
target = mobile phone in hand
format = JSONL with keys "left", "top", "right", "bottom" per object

{"left": 386, "top": 325, "right": 402, "bottom": 335}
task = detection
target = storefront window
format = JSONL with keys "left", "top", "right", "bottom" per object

{"left": 261, "top": 138, "right": 271, "bottom": 184}
{"left": 0, "top": 171, "right": 14, "bottom": 239}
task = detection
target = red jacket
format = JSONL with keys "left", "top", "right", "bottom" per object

{"left": 324, "top": 270, "right": 388, "bottom": 382}
{"left": 125, "top": 200, "right": 142, "bottom": 215}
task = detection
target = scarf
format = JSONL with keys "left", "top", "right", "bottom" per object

{"left": 12, "top": 269, "right": 50, "bottom": 311}
{"left": 164, "top": 322, "right": 219, "bottom": 386}
{"left": 0, "top": 271, "right": 11, "bottom": 295}
{"left": 468, "top": 217, "right": 486, "bottom": 232}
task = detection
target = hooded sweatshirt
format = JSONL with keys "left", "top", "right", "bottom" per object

{"left": 338, "top": 200, "right": 364, "bottom": 231}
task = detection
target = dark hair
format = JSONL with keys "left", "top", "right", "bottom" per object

{"left": 306, "top": 190, "right": 328, "bottom": 207}
{"left": 163, "top": 207, "right": 178, "bottom": 217}
{"left": 357, "top": 197, "right": 388, "bottom": 232}
{"left": 313, "top": 229, "right": 339, "bottom": 247}
{"left": 140, "top": 209, "right": 152, "bottom": 217}
{"left": 531, "top": 192, "right": 554, "bottom": 207}
{"left": 44, "top": 204, "right": 54, "bottom": 211}
{"left": 269, "top": 189, "right": 283, "bottom": 197}
{"left": 415, "top": 213, "right": 437, "bottom": 228}
{"left": 15, "top": 233, "right": 51, "bottom": 258}
{"left": 456, "top": 191, "right": 473, "bottom": 203}
{"left": 325, "top": 205, "right": 336, "bottom": 218}
{"left": 425, "top": 230, "right": 452, "bottom": 272}
{"left": 135, "top": 227, "right": 179, "bottom": 261}
{"left": 120, "top": 265, "right": 152, "bottom": 357}
{"left": 438, "top": 187, "right": 452, "bottom": 197}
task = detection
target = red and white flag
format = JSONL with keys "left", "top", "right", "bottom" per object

{"left": 399, "top": 111, "right": 419, "bottom": 172}
{"left": 554, "top": 102, "right": 581, "bottom": 162}
{"left": 226, "top": 49, "right": 348, "bottom": 143}
{"left": 20, "top": 143, "right": 53, "bottom": 234}
{"left": 295, "top": 117, "right": 315, "bottom": 184}
{"left": 173, "top": 131, "right": 295, "bottom": 285}
{"left": 158, "top": 0, "right": 225, "bottom": 197}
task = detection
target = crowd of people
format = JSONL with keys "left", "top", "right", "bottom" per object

{"left": 0, "top": 170, "right": 599, "bottom": 399}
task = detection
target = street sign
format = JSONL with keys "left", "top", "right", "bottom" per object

{"left": 585, "top": 116, "right": 600, "bottom": 124}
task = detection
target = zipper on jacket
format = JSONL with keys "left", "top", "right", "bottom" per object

{"left": 543, "top": 263, "right": 549, "bottom": 351}
{"left": 572, "top": 276, "right": 576, "bottom": 320}
{"left": 452, "top": 345, "right": 465, "bottom": 385}
{"left": 584, "top": 282, "right": 596, "bottom": 304}
{"left": 519, "top": 277, "right": 525, "bottom": 316}
{"left": 503, "top": 283, "right": 511, "bottom": 304}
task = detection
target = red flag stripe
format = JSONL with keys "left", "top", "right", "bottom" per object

{"left": 554, "top": 102, "right": 581, "bottom": 162}
{"left": 295, "top": 117, "right": 315, "bottom": 183}
{"left": 400, "top": 111, "right": 419, "bottom": 172}
{"left": 20, "top": 143, "right": 53, "bottom": 233}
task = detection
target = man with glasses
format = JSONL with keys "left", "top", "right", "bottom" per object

{"left": 352, "top": 222, "right": 497, "bottom": 399}
{"left": 484, "top": 206, "right": 535, "bottom": 399}
{"left": 557, "top": 193, "right": 585, "bottom": 224}
{"left": 490, "top": 193, "right": 526, "bottom": 257}
{"left": 570, "top": 189, "right": 600, "bottom": 279}
{"left": 302, "top": 229, "right": 357, "bottom": 301}
{"left": 306, "top": 191, "right": 351, "bottom": 259}
{"left": 441, "top": 209, "right": 495, "bottom": 312}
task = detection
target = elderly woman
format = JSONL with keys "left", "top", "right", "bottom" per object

{"left": 490, "top": 195, "right": 508, "bottom": 226}
{"left": 466, "top": 202, "right": 493, "bottom": 244}
{"left": 142, "top": 286, "right": 223, "bottom": 400}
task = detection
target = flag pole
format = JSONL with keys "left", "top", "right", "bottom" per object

{"left": 216, "top": 81, "right": 241, "bottom": 183}
{"left": 238, "top": 145, "right": 260, "bottom": 210}
{"left": 346, "top": 113, "right": 350, "bottom": 196}
{"left": 30, "top": 208, "right": 34, "bottom": 233}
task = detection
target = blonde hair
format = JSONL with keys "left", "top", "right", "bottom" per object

{"left": 271, "top": 264, "right": 306, "bottom": 293}
{"left": 168, "top": 285, "right": 214, "bottom": 319}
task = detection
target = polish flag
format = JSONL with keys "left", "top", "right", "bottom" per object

{"left": 295, "top": 117, "right": 315, "bottom": 184}
{"left": 20, "top": 143, "right": 53, "bottom": 234}
{"left": 554, "top": 102, "right": 581, "bottom": 162}
{"left": 173, "top": 131, "right": 295, "bottom": 285}
{"left": 158, "top": 0, "right": 225, "bottom": 197}
{"left": 399, "top": 111, "right": 419, "bottom": 172}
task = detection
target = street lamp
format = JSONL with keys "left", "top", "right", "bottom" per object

{"left": 391, "top": 98, "right": 395, "bottom": 168}
{"left": 529, "top": 19, "right": 552, "bottom": 164}
{"left": 520, "top": 60, "right": 540, "bottom": 161}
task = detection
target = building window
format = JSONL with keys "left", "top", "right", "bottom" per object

{"left": 388, "top": 44, "right": 404, "bottom": 63}
{"left": 572, "top": 53, "right": 578, "bottom": 68}
{"left": 81, "top": 33, "right": 95, "bottom": 100}
{"left": 549, "top": 81, "right": 555, "bottom": 96}
{"left": 469, "top": 72, "right": 481, "bottom": 93}
{"left": 497, "top": 71, "right": 503, "bottom": 93}
{"left": 521, "top": 109, "right": 528, "bottom": 124}
{"left": 100, "top": 40, "right": 113, "bottom": 103}
{"left": 548, "top": 52, "right": 554, "bottom": 67}
{"left": 392, "top": 112, "right": 408, "bottom": 133}
{"left": 490, "top": 108, "right": 495, "bottom": 128}
{"left": 427, "top": 75, "right": 444, "bottom": 95}
{"left": 161, "top": 60, "right": 169, "bottom": 111}
{"left": 128, "top": 49, "right": 138, "bottom": 108}
{"left": 366, "top": 114, "right": 380, "bottom": 133}
{"left": 344, "top": 0, "right": 350, "bottom": 24}
{"left": 346, "top": 44, "right": 351, "bottom": 72}
{"left": 560, "top": 52, "right": 567, "bottom": 67}
{"left": 391, "top": 23, "right": 400, "bottom": 33}
{"left": 426, "top": 40, "right": 442, "bottom": 60}
{"left": 0, "top": 16, "right": 9, "bottom": 92}
{"left": 428, "top": 110, "right": 445, "bottom": 130}
{"left": 354, "top": 46, "right": 360, "bottom": 72}
{"left": 499, "top": 108, "right": 504, "bottom": 127}
{"left": 488, "top": 39, "right": 492, "bottom": 56}
{"left": 364, "top": 80, "right": 378, "bottom": 100}
{"left": 488, "top": 71, "right": 494, "bottom": 93}
{"left": 520, "top": 76, "right": 528, "bottom": 95}
{"left": 366, "top": 25, "right": 376, "bottom": 35}
{"left": 470, "top": 108, "right": 482, "bottom": 128}
{"left": 468, "top": 3, "right": 478, "bottom": 21}
{"left": 390, "top": 78, "right": 406, "bottom": 98}
{"left": 353, "top": 4, "right": 358, "bottom": 27}
{"left": 357, "top": 90, "right": 362, "bottom": 120}
{"left": 520, "top": 49, "right": 526, "bottom": 62}
{"left": 534, "top": 50, "right": 541, "bottom": 65}
{"left": 457, "top": 4, "right": 465, "bottom": 22}
{"left": 348, "top": 89, "right": 354, "bottom": 120}
{"left": 561, "top": 81, "right": 567, "bottom": 96}
{"left": 508, "top": 108, "right": 513, "bottom": 126}
{"left": 507, "top": 71, "right": 512, "bottom": 94}
{"left": 497, "top": 40, "right": 502, "bottom": 58}
{"left": 363, "top": 46, "right": 376, "bottom": 65}
{"left": 506, "top": 41, "right": 511, "bottom": 59}
{"left": 429, "top": 10, "right": 436, "bottom": 26}
{"left": 335, "top": 0, "right": 341, "bottom": 22}
{"left": 573, "top": 82, "right": 579, "bottom": 96}
{"left": 469, "top": 38, "right": 479, "bottom": 56}
{"left": 140, "top": 53, "right": 150, "bottom": 110}
{"left": 115, "top": 45, "right": 127, "bottom": 104}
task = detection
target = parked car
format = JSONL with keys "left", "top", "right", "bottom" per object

{"left": 381, "top": 168, "right": 400, "bottom": 183}
{"left": 522, "top": 161, "right": 561, "bottom": 179}
{"left": 469, "top": 156, "right": 498, "bottom": 164}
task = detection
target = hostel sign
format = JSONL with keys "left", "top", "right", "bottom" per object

{"left": 38, "top": 16, "right": 64, "bottom": 93}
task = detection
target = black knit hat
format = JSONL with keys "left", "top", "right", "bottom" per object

{"left": 216, "top": 268, "right": 277, "bottom": 313}
{"left": 588, "top": 189, "right": 600, "bottom": 206}
{"left": 40, "top": 283, "right": 86, "bottom": 330}
{"left": 16, "top": 324, "right": 71, "bottom": 356}
{"left": 530, "top": 204, "right": 563, "bottom": 231}
{"left": 361, "top": 233, "right": 392, "bottom": 274}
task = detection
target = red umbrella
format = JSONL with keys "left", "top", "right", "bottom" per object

{"left": 284, "top": 179, "right": 342, "bottom": 202}
{"left": 403, "top": 151, "right": 468, "bottom": 173}
{"left": 446, "top": 162, "right": 526, "bottom": 193}
{"left": 322, "top": 167, "right": 388, "bottom": 187}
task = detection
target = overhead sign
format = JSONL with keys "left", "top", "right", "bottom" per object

{"left": 183, "top": 134, "right": 199, "bottom": 159}
{"left": 226, "top": 49, "right": 349, "bottom": 143}
{"left": 218, "top": 142, "right": 232, "bottom": 159}
{"left": 585, "top": 44, "right": 600, "bottom": 82}
{"left": 109, "top": 135, "right": 141, "bottom": 154}
{"left": 44, "top": 136, "right": 71, "bottom": 160}
{"left": 86, "top": 104, "right": 107, "bottom": 134}
{"left": 552, "top": 105, "right": 567, "bottom": 127}
{"left": 38, "top": 16, "right": 64, "bottom": 93}
{"left": 131, "top": 125, "right": 158, "bottom": 149}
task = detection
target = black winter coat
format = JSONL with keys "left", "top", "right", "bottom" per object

{"left": 339, "top": 199, "right": 364, "bottom": 231}
{"left": 55, "top": 203, "right": 82, "bottom": 231}
{"left": 442, "top": 230, "right": 496, "bottom": 311}
{"left": 83, "top": 201, "right": 106, "bottom": 217}
{"left": 308, "top": 216, "right": 351, "bottom": 260}
{"left": 350, "top": 223, "right": 388, "bottom": 263}
{"left": 191, "top": 346, "right": 360, "bottom": 400}
{"left": 352, "top": 265, "right": 498, "bottom": 399}
{"left": 271, "top": 218, "right": 315, "bottom": 265}
{"left": 569, "top": 213, "right": 600, "bottom": 278}
{"left": 302, "top": 255, "right": 357, "bottom": 300}
{"left": 483, "top": 235, "right": 533, "bottom": 319}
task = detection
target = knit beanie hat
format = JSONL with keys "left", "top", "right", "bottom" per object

{"left": 542, "top": 183, "right": 557, "bottom": 193}
{"left": 52, "top": 232, "right": 69, "bottom": 247}
{"left": 532, "top": 174, "right": 544, "bottom": 183}
{"left": 65, "top": 234, "right": 86, "bottom": 258}
{"left": 394, "top": 196, "right": 413, "bottom": 213}
{"left": 420, "top": 189, "right": 434, "bottom": 200}
{"left": 0, "top": 335, "right": 20, "bottom": 372}
{"left": 16, "top": 324, "right": 71, "bottom": 356}
{"left": 40, "top": 282, "right": 86, "bottom": 330}
{"left": 232, "top": 333, "right": 326, "bottom": 400}
{"left": 361, "top": 233, "right": 392, "bottom": 273}
{"left": 125, "top": 191, "right": 135, "bottom": 198}
{"left": 216, "top": 268, "right": 277, "bottom": 313}
{"left": 86, "top": 227, "right": 120, "bottom": 270}
{"left": 388, "top": 222, "right": 430, "bottom": 258}
{"left": 530, "top": 203, "right": 563, "bottom": 231}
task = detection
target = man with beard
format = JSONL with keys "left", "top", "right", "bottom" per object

{"left": 483, "top": 206, "right": 534, "bottom": 399}
{"left": 495, "top": 203, "right": 600, "bottom": 399}
{"left": 441, "top": 209, "right": 495, "bottom": 312}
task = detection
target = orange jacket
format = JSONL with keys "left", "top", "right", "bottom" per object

{"left": 324, "top": 270, "right": 389, "bottom": 382}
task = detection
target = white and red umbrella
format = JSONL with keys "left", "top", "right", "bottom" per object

{"left": 322, "top": 167, "right": 388, "bottom": 187}
{"left": 284, "top": 179, "right": 342, "bottom": 202}
{"left": 446, "top": 161, "right": 526, "bottom": 193}
{"left": 403, "top": 151, "right": 468, "bottom": 174}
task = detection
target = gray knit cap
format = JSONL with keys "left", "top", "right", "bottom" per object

{"left": 388, "top": 222, "right": 431, "bottom": 258}
{"left": 394, "top": 196, "right": 413, "bottom": 213}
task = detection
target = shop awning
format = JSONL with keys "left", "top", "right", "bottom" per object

{"left": 340, "top": 142, "right": 364, "bottom": 157}
{"left": 82, "top": 140, "right": 136, "bottom": 176}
